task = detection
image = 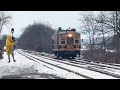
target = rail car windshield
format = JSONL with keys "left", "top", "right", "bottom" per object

{"left": 67, "top": 37, "right": 73, "bottom": 44}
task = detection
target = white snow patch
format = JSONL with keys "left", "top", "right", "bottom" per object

{"left": 0, "top": 51, "right": 85, "bottom": 79}
{"left": 19, "top": 50, "right": 117, "bottom": 79}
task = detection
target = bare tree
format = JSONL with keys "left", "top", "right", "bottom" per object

{"left": 94, "top": 11, "right": 112, "bottom": 50}
{"left": 95, "top": 11, "right": 120, "bottom": 51}
{"left": 0, "top": 11, "right": 12, "bottom": 34}
{"left": 79, "top": 11, "right": 99, "bottom": 50}
{"left": 79, "top": 11, "right": 120, "bottom": 63}
{"left": 0, "top": 11, "right": 12, "bottom": 59}
{"left": 0, "top": 11, "right": 12, "bottom": 47}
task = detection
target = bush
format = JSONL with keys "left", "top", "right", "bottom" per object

{"left": 17, "top": 22, "right": 55, "bottom": 53}
{"left": 81, "top": 49, "right": 120, "bottom": 64}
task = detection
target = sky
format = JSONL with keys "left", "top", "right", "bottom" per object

{"left": 1, "top": 11, "right": 81, "bottom": 37}
{"left": 1, "top": 11, "right": 93, "bottom": 39}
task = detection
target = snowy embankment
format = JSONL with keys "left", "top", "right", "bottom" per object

{"left": 0, "top": 51, "right": 85, "bottom": 79}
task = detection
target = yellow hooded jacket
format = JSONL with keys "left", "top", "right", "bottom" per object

{"left": 6, "top": 35, "right": 15, "bottom": 55}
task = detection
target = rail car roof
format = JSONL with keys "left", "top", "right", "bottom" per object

{"left": 57, "top": 31, "right": 80, "bottom": 34}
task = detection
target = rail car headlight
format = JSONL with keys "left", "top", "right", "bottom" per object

{"left": 68, "top": 34, "right": 72, "bottom": 37}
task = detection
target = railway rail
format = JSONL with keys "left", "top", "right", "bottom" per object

{"left": 21, "top": 49, "right": 120, "bottom": 72}
{"left": 17, "top": 50, "right": 93, "bottom": 79}
{"left": 17, "top": 49, "right": 119, "bottom": 79}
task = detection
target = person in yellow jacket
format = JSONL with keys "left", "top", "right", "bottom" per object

{"left": 6, "top": 35, "right": 16, "bottom": 63}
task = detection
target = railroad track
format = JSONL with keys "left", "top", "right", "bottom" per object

{"left": 67, "top": 59, "right": 120, "bottom": 70}
{"left": 17, "top": 50, "right": 118, "bottom": 79}
{"left": 21, "top": 49, "right": 120, "bottom": 67}
{"left": 21, "top": 49, "right": 120, "bottom": 73}
{"left": 17, "top": 50, "right": 94, "bottom": 79}
{"left": 19, "top": 49, "right": 120, "bottom": 78}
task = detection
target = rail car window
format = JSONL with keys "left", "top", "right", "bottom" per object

{"left": 61, "top": 41, "right": 65, "bottom": 44}
{"left": 67, "top": 37, "right": 73, "bottom": 44}
{"left": 75, "top": 40, "right": 79, "bottom": 43}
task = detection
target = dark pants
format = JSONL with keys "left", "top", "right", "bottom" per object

{"left": 8, "top": 50, "right": 15, "bottom": 62}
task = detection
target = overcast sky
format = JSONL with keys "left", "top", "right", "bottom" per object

{"left": 1, "top": 11, "right": 88, "bottom": 38}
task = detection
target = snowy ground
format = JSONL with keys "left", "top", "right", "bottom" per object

{"left": 0, "top": 50, "right": 118, "bottom": 79}
{"left": 0, "top": 51, "right": 86, "bottom": 79}
{"left": 19, "top": 50, "right": 117, "bottom": 79}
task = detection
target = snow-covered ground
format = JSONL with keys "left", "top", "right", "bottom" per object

{"left": 0, "top": 49, "right": 119, "bottom": 79}
{"left": 18, "top": 50, "right": 118, "bottom": 79}
{"left": 0, "top": 51, "right": 86, "bottom": 79}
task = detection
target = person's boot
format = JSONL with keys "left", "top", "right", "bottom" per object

{"left": 13, "top": 59, "right": 16, "bottom": 62}
{"left": 8, "top": 60, "right": 10, "bottom": 63}
{"left": 8, "top": 55, "right": 10, "bottom": 63}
